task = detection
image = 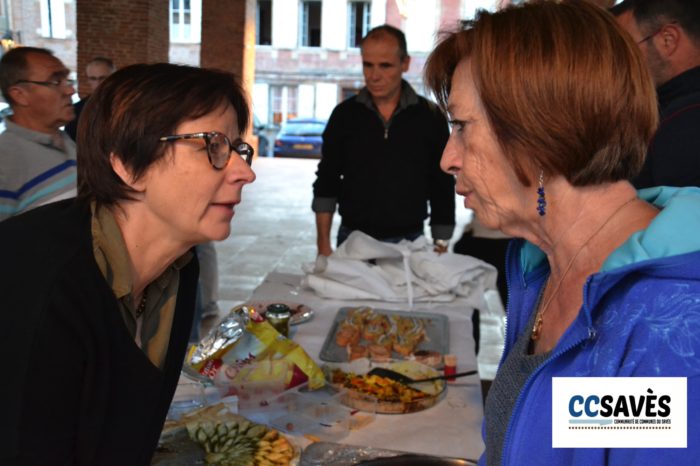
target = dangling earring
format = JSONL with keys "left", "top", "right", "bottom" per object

{"left": 537, "top": 170, "right": 547, "bottom": 216}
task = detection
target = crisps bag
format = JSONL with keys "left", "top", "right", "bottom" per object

{"left": 186, "top": 305, "right": 325, "bottom": 397}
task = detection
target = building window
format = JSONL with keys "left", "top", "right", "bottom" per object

{"left": 39, "top": 0, "right": 67, "bottom": 39}
{"left": 300, "top": 1, "right": 321, "bottom": 47}
{"left": 348, "top": 1, "right": 370, "bottom": 48}
{"left": 170, "top": 0, "right": 201, "bottom": 43}
{"left": 270, "top": 85, "right": 298, "bottom": 125}
{"left": 256, "top": 0, "right": 272, "bottom": 45}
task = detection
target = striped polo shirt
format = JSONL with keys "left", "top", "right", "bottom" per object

{"left": 0, "top": 118, "right": 77, "bottom": 222}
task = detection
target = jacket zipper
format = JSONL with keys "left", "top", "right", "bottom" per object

{"left": 500, "top": 241, "right": 517, "bottom": 362}
{"left": 500, "top": 275, "right": 595, "bottom": 465}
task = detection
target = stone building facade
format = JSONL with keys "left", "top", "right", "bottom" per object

{"left": 3, "top": 1, "right": 502, "bottom": 123}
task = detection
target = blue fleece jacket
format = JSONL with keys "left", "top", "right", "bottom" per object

{"left": 481, "top": 186, "right": 700, "bottom": 465}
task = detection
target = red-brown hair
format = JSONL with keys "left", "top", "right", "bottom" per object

{"left": 425, "top": 0, "right": 658, "bottom": 186}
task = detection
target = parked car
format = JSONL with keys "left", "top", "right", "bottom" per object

{"left": 273, "top": 118, "right": 326, "bottom": 158}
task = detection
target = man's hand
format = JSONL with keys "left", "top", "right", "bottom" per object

{"left": 433, "top": 239, "right": 449, "bottom": 254}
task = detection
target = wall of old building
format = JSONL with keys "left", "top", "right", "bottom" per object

{"left": 252, "top": 0, "right": 493, "bottom": 128}
{"left": 2, "top": 0, "right": 499, "bottom": 129}
{"left": 75, "top": 0, "right": 169, "bottom": 97}
{"left": 7, "top": 0, "right": 77, "bottom": 73}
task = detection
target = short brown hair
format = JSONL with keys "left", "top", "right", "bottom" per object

{"left": 361, "top": 25, "right": 409, "bottom": 60}
{"left": 621, "top": 0, "right": 700, "bottom": 45}
{"left": 77, "top": 63, "right": 250, "bottom": 206}
{"left": 0, "top": 46, "right": 55, "bottom": 105}
{"left": 425, "top": 0, "right": 658, "bottom": 187}
{"left": 87, "top": 56, "right": 115, "bottom": 70}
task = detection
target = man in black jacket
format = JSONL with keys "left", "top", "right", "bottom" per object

{"left": 613, "top": 0, "right": 700, "bottom": 188}
{"left": 312, "top": 25, "right": 455, "bottom": 255}
{"left": 64, "top": 56, "right": 114, "bottom": 141}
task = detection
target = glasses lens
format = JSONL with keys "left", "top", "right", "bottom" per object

{"left": 208, "top": 133, "right": 231, "bottom": 169}
{"left": 234, "top": 141, "right": 254, "bottom": 165}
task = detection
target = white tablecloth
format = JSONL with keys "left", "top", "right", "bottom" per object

{"left": 250, "top": 272, "right": 486, "bottom": 461}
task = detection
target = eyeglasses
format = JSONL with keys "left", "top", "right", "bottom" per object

{"left": 14, "top": 77, "right": 76, "bottom": 88}
{"left": 159, "top": 131, "right": 254, "bottom": 169}
{"left": 637, "top": 21, "right": 677, "bottom": 44}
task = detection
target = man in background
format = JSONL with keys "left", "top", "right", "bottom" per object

{"left": 0, "top": 47, "right": 77, "bottom": 222}
{"left": 312, "top": 25, "right": 455, "bottom": 255}
{"left": 612, "top": 0, "right": 700, "bottom": 188}
{"left": 65, "top": 56, "right": 115, "bottom": 141}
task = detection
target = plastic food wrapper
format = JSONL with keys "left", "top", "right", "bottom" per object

{"left": 186, "top": 305, "right": 325, "bottom": 396}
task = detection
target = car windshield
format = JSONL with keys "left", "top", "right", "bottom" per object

{"left": 280, "top": 121, "right": 325, "bottom": 136}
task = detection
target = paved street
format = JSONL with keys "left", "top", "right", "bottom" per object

{"left": 212, "top": 157, "right": 327, "bottom": 313}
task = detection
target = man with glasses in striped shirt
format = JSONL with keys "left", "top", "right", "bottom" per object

{"left": 0, "top": 47, "right": 77, "bottom": 221}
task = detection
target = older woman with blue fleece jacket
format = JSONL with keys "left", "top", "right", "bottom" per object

{"left": 425, "top": 1, "right": 700, "bottom": 464}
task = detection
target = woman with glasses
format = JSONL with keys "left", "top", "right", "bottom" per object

{"left": 0, "top": 63, "right": 255, "bottom": 465}
{"left": 425, "top": 1, "right": 700, "bottom": 465}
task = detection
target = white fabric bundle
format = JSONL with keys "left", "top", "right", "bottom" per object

{"left": 301, "top": 231, "right": 498, "bottom": 310}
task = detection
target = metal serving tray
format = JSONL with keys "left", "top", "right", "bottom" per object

{"left": 301, "top": 441, "right": 477, "bottom": 466}
{"left": 319, "top": 307, "right": 449, "bottom": 363}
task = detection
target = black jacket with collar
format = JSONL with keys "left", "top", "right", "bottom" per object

{"left": 633, "top": 65, "right": 700, "bottom": 189}
{"left": 0, "top": 199, "right": 198, "bottom": 466}
{"left": 313, "top": 82, "right": 455, "bottom": 239}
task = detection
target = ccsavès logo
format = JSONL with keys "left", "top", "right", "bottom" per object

{"left": 552, "top": 377, "right": 687, "bottom": 448}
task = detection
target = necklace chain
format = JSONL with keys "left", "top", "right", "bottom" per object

{"left": 531, "top": 197, "right": 636, "bottom": 341}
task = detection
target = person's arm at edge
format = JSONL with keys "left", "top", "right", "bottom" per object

{"left": 0, "top": 163, "right": 18, "bottom": 223}
{"left": 427, "top": 102, "right": 456, "bottom": 246}
{"left": 312, "top": 105, "right": 344, "bottom": 256}
{"left": 315, "top": 210, "right": 334, "bottom": 256}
